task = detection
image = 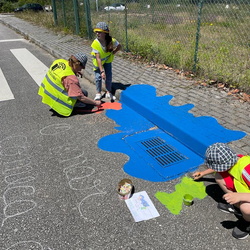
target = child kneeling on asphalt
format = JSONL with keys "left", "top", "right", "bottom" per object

{"left": 192, "top": 142, "right": 250, "bottom": 240}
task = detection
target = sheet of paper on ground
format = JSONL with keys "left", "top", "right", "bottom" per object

{"left": 125, "top": 191, "right": 160, "bottom": 222}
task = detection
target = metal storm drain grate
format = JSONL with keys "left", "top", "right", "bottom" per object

{"left": 139, "top": 137, "right": 188, "bottom": 168}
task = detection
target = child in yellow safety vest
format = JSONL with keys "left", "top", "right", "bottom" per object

{"left": 91, "top": 22, "right": 122, "bottom": 102}
{"left": 38, "top": 52, "right": 101, "bottom": 116}
{"left": 192, "top": 143, "right": 250, "bottom": 240}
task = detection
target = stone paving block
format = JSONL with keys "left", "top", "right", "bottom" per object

{"left": 234, "top": 124, "right": 249, "bottom": 133}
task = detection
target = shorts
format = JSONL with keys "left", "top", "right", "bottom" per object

{"left": 219, "top": 171, "right": 236, "bottom": 192}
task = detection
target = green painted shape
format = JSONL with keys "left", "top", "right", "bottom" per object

{"left": 155, "top": 176, "right": 207, "bottom": 215}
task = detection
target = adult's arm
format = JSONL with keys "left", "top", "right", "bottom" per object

{"left": 63, "top": 75, "right": 101, "bottom": 106}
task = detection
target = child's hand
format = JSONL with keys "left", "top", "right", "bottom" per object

{"left": 192, "top": 172, "right": 202, "bottom": 180}
{"left": 101, "top": 71, "right": 106, "bottom": 80}
{"left": 95, "top": 100, "right": 102, "bottom": 107}
{"left": 95, "top": 100, "right": 101, "bottom": 106}
{"left": 223, "top": 193, "right": 241, "bottom": 205}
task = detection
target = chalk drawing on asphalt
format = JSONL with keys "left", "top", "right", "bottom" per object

{"left": 6, "top": 240, "right": 52, "bottom": 250}
{"left": 0, "top": 136, "right": 37, "bottom": 227}
{"left": 39, "top": 123, "right": 71, "bottom": 135}
{"left": 49, "top": 143, "right": 107, "bottom": 219}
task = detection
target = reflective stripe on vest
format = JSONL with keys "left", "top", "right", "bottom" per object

{"left": 40, "top": 82, "right": 73, "bottom": 110}
{"left": 91, "top": 55, "right": 112, "bottom": 70}
{"left": 38, "top": 59, "right": 77, "bottom": 116}
{"left": 44, "top": 74, "right": 68, "bottom": 96}
{"left": 243, "top": 168, "right": 250, "bottom": 183}
{"left": 228, "top": 156, "right": 250, "bottom": 192}
{"left": 91, "top": 38, "right": 116, "bottom": 70}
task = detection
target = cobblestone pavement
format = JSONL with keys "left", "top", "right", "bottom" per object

{"left": 0, "top": 14, "right": 249, "bottom": 152}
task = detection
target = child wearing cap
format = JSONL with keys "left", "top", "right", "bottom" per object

{"left": 91, "top": 22, "right": 122, "bottom": 101}
{"left": 192, "top": 143, "right": 250, "bottom": 240}
{"left": 38, "top": 52, "right": 101, "bottom": 116}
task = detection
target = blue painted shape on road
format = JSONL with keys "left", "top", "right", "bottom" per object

{"left": 98, "top": 84, "right": 246, "bottom": 182}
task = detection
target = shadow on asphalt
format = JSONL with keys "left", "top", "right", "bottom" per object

{"left": 206, "top": 183, "right": 241, "bottom": 230}
{"left": 206, "top": 183, "right": 225, "bottom": 203}
{"left": 220, "top": 220, "right": 237, "bottom": 229}
{"left": 72, "top": 104, "right": 104, "bottom": 116}
{"left": 49, "top": 105, "right": 104, "bottom": 117}
{"left": 111, "top": 82, "right": 131, "bottom": 95}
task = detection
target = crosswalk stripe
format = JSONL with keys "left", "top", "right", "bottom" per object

{"left": 10, "top": 48, "right": 48, "bottom": 86}
{"left": 0, "top": 67, "right": 14, "bottom": 101}
{"left": 0, "top": 39, "right": 25, "bottom": 43}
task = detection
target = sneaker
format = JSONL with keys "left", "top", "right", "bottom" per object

{"left": 232, "top": 219, "right": 250, "bottom": 239}
{"left": 94, "top": 93, "right": 102, "bottom": 100}
{"left": 217, "top": 203, "right": 242, "bottom": 216}
{"left": 105, "top": 92, "right": 116, "bottom": 100}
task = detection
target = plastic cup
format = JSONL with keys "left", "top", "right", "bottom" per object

{"left": 117, "top": 179, "right": 133, "bottom": 200}
{"left": 183, "top": 194, "right": 194, "bottom": 206}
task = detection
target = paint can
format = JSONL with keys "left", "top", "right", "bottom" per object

{"left": 183, "top": 194, "right": 194, "bottom": 206}
{"left": 117, "top": 179, "right": 133, "bottom": 200}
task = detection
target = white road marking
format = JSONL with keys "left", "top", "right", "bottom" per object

{"left": 0, "top": 39, "right": 25, "bottom": 43}
{"left": 10, "top": 48, "right": 48, "bottom": 86}
{"left": 0, "top": 68, "right": 14, "bottom": 101}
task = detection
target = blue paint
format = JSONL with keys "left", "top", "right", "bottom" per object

{"left": 98, "top": 84, "right": 246, "bottom": 182}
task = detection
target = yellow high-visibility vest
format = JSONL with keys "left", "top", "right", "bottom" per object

{"left": 91, "top": 38, "right": 117, "bottom": 70}
{"left": 228, "top": 156, "right": 250, "bottom": 192}
{"left": 38, "top": 59, "right": 77, "bottom": 116}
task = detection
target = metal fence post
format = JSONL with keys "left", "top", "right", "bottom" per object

{"left": 193, "top": 0, "right": 204, "bottom": 73}
{"left": 84, "top": 0, "right": 92, "bottom": 39}
{"left": 62, "top": 0, "right": 67, "bottom": 27}
{"left": 124, "top": 0, "right": 128, "bottom": 52}
{"left": 73, "top": 0, "right": 80, "bottom": 35}
{"left": 95, "top": 0, "right": 99, "bottom": 12}
{"left": 51, "top": 0, "right": 57, "bottom": 26}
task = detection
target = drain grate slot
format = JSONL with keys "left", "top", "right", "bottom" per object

{"left": 139, "top": 137, "right": 188, "bottom": 168}
{"left": 141, "top": 137, "right": 165, "bottom": 148}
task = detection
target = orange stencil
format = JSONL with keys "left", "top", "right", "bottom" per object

{"left": 101, "top": 102, "right": 122, "bottom": 110}
{"left": 95, "top": 102, "right": 122, "bottom": 114}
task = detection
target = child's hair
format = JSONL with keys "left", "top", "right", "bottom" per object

{"left": 68, "top": 53, "right": 88, "bottom": 68}
{"left": 105, "top": 33, "right": 113, "bottom": 52}
{"left": 68, "top": 56, "right": 77, "bottom": 65}
{"left": 68, "top": 56, "right": 81, "bottom": 69}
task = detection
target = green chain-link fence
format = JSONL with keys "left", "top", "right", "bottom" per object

{"left": 52, "top": 0, "right": 250, "bottom": 91}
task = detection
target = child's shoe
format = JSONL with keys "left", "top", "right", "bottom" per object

{"left": 105, "top": 92, "right": 116, "bottom": 100}
{"left": 217, "top": 202, "right": 242, "bottom": 216}
{"left": 232, "top": 219, "right": 250, "bottom": 240}
{"left": 94, "top": 93, "right": 102, "bottom": 100}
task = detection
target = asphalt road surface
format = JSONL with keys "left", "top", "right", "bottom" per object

{"left": 0, "top": 21, "right": 249, "bottom": 250}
